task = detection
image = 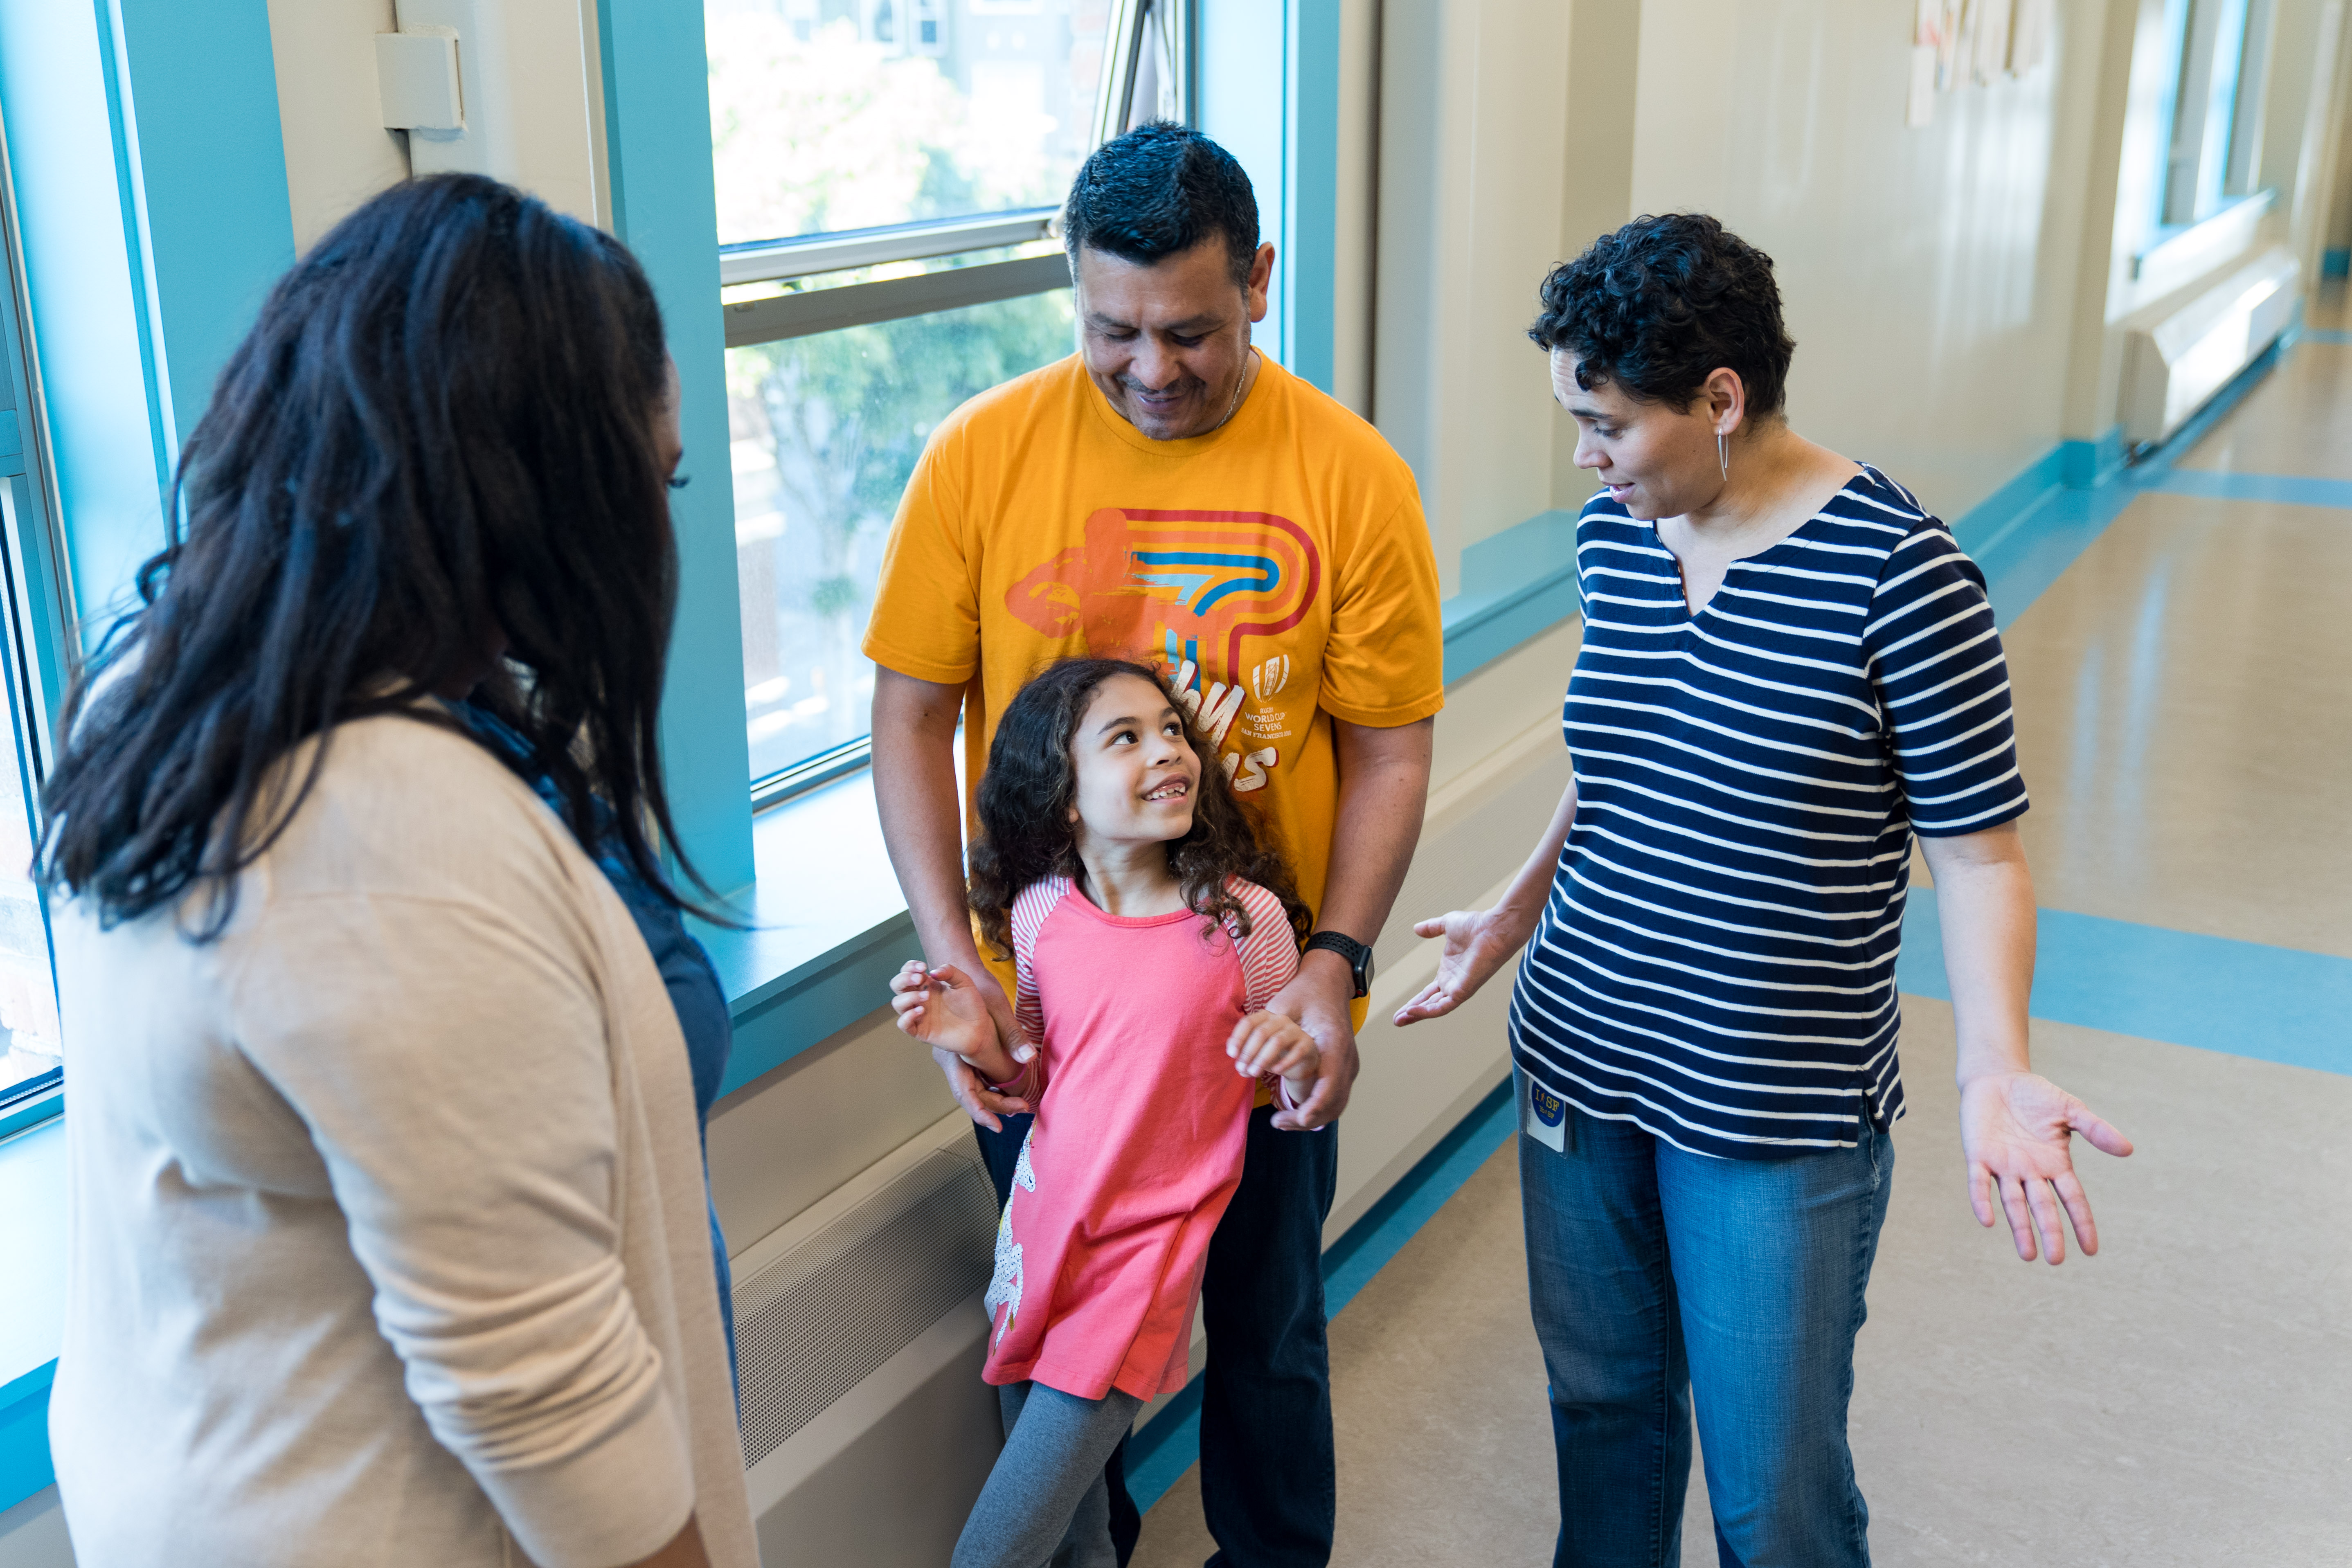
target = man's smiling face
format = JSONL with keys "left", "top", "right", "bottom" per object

{"left": 1074, "top": 236, "right": 1274, "bottom": 441}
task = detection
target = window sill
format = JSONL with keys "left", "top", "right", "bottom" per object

{"left": 1, "top": 1114, "right": 66, "bottom": 1509}
{"left": 2131, "top": 190, "right": 2275, "bottom": 290}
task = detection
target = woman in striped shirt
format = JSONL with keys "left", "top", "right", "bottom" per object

{"left": 1393, "top": 214, "right": 2133, "bottom": 1567}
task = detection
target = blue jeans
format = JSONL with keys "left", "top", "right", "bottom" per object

{"left": 1517, "top": 1095, "right": 1894, "bottom": 1568}
{"left": 979, "top": 1103, "right": 1339, "bottom": 1568}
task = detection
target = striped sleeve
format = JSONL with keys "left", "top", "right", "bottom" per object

{"left": 1231, "top": 880, "right": 1301, "bottom": 1012}
{"left": 998, "top": 877, "right": 1068, "bottom": 1093}
{"left": 1864, "top": 522, "right": 2030, "bottom": 836}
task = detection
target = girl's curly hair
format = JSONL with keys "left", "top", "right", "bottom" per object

{"left": 968, "top": 657, "right": 1310, "bottom": 961}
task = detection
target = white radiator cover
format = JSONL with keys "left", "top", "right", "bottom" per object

{"left": 2122, "top": 246, "right": 2301, "bottom": 446}
{"left": 732, "top": 1112, "right": 1002, "bottom": 1566}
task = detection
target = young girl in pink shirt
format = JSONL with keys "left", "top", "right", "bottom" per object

{"left": 889, "top": 657, "right": 1320, "bottom": 1568}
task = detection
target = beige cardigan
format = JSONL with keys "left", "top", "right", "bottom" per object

{"left": 49, "top": 712, "right": 756, "bottom": 1568}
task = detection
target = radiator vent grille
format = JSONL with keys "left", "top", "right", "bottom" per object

{"left": 734, "top": 1147, "right": 997, "bottom": 1468}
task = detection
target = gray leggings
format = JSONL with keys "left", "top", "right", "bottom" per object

{"left": 951, "top": 1380, "right": 1146, "bottom": 1568}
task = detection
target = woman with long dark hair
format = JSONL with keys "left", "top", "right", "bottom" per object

{"left": 39, "top": 176, "right": 755, "bottom": 1568}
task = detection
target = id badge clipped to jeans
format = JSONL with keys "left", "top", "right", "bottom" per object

{"left": 1514, "top": 1065, "right": 1569, "bottom": 1154}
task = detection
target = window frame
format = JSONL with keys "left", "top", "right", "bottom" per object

{"left": 720, "top": 0, "right": 1191, "bottom": 809}
{"left": 0, "top": 101, "right": 79, "bottom": 1138}
{"left": 2153, "top": 0, "right": 2278, "bottom": 236}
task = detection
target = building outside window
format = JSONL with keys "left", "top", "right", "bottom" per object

{"left": 706, "top": 0, "right": 1185, "bottom": 798}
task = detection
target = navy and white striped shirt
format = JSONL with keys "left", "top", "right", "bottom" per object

{"left": 1507, "top": 466, "right": 2028, "bottom": 1159}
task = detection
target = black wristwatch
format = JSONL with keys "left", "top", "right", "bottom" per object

{"left": 1303, "top": 930, "right": 1375, "bottom": 999}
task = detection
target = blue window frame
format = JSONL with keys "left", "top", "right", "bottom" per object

{"left": 2157, "top": 0, "right": 2279, "bottom": 229}
{"left": 0, "top": 113, "right": 70, "bottom": 1139}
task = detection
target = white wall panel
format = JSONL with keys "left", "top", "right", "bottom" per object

{"left": 1630, "top": 0, "right": 2097, "bottom": 520}
{"left": 708, "top": 1006, "right": 963, "bottom": 1261}
{"left": 265, "top": 0, "right": 409, "bottom": 253}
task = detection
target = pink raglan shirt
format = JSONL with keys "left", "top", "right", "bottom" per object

{"left": 981, "top": 876, "right": 1299, "bottom": 1402}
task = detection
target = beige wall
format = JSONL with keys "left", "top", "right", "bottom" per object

{"left": 265, "top": 0, "right": 611, "bottom": 252}
{"left": 1628, "top": 0, "right": 2108, "bottom": 520}
{"left": 265, "top": 0, "right": 409, "bottom": 253}
{"left": 1369, "top": 0, "right": 2352, "bottom": 548}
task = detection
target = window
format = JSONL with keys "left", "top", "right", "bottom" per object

{"left": 707, "top": 0, "right": 1188, "bottom": 800}
{"left": 2159, "top": 0, "right": 2278, "bottom": 228}
{"left": 0, "top": 132, "right": 66, "bottom": 1132}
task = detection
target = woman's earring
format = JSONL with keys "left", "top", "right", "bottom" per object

{"left": 1717, "top": 429, "right": 1730, "bottom": 480}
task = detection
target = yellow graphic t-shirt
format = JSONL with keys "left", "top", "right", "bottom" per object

{"left": 864, "top": 351, "right": 1445, "bottom": 941}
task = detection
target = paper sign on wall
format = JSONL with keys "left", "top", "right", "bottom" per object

{"left": 1910, "top": 0, "right": 2050, "bottom": 130}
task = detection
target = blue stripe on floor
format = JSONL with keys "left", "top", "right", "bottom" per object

{"left": 2146, "top": 468, "right": 2352, "bottom": 508}
{"left": 1965, "top": 337, "right": 2289, "bottom": 630}
{"left": 1897, "top": 898, "right": 2352, "bottom": 1076}
{"left": 2301, "top": 327, "right": 2352, "bottom": 344}
{"left": 1972, "top": 476, "right": 2144, "bottom": 633}
{"left": 1123, "top": 1079, "right": 1519, "bottom": 1512}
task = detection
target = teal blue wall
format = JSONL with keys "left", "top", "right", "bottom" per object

{"left": 0, "top": 0, "right": 752, "bottom": 889}
{"left": 1283, "top": 0, "right": 1341, "bottom": 393}
{"left": 0, "top": 0, "right": 292, "bottom": 644}
{"left": 598, "top": 0, "right": 755, "bottom": 894}
{"left": 110, "top": 1, "right": 295, "bottom": 472}
{"left": 3, "top": 4, "right": 157, "bottom": 638}
{"left": 1196, "top": 0, "right": 1341, "bottom": 394}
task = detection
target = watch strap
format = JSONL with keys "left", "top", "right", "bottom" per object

{"left": 1303, "top": 929, "right": 1374, "bottom": 998}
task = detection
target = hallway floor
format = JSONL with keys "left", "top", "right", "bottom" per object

{"left": 1130, "top": 314, "right": 2352, "bottom": 1566}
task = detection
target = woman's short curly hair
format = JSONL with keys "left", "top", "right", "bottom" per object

{"left": 1530, "top": 214, "right": 1796, "bottom": 417}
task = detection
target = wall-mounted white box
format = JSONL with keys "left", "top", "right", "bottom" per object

{"left": 374, "top": 28, "right": 461, "bottom": 132}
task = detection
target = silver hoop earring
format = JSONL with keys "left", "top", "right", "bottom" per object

{"left": 1717, "top": 430, "right": 1730, "bottom": 479}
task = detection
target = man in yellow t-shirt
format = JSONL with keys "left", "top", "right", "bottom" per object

{"left": 866, "top": 123, "right": 1442, "bottom": 1567}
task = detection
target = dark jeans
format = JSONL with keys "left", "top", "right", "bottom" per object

{"left": 978, "top": 1104, "right": 1339, "bottom": 1568}
{"left": 1518, "top": 1093, "right": 1895, "bottom": 1568}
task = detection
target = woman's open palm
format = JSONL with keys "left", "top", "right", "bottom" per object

{"left": 1958, "top": 1070, "right": 2134, "bottom": 1265}
{"left": 1393, "top": 907, "right": 1534, "bottom": 1026}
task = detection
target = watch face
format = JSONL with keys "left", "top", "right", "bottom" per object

{"left": 1310, "top": 931, "right": 1372, "bottom": 996}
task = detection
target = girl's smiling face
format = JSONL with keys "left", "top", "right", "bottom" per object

{"left": 1067, "top": 673, "right": 1202, "bottom": 850}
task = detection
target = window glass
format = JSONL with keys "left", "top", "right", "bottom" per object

{"left": 0, "top": 559, "right": 55, "bottom": 1099}
{"left": 707, "top": 0, "right": 1113, "bottom": 247}
{"left": 729, "top": 289, "right": 1076, "bottom": 780}
{"left": 2161, "top": 0, "right": 2261, "bottom": 227}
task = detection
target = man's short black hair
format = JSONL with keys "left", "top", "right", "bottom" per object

{"left": 1530, "top": 214, "right": 1796, "bottom": 417}
{"left": 1063, "top": 120, "right": 1259, "bottom": 289}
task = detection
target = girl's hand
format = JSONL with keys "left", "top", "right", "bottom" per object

{"left": 1228, "top": 1011, "right": 1319, "bottom": 1096}
{"left": 889, "top": 961, "right": 1003, "bottom": 1062}
{"left": 1392, "top": 905, "right": 1537, "bottom": 1026}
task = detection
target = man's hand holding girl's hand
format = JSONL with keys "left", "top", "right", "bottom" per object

{"left": 1228, "top": 1010, "right": 1321, "bottom": 1103}
{"left": 891, "top": 960, "right": 1027, "bottom": 1087}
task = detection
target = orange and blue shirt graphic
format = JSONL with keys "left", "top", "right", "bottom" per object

{"left": 1005, "top": 506, "right": 1320, "bottom": 795}
{"left": 864, "top": 351, "right": 1445, "bottom": 929}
